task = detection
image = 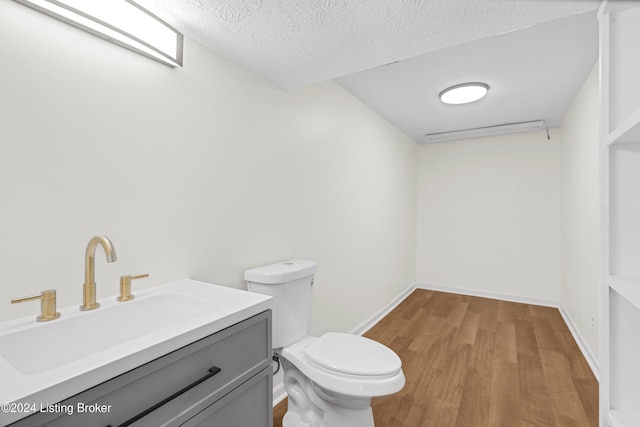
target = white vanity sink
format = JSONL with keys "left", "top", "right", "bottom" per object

{"left": 0, "top": 292, "right": 219, "bottom": 375}
{"left": 0, "top": 280, "right": 272, "bottom": 425}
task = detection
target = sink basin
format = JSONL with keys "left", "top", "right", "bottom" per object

{"left": 0, "top": 279, "right": 272, "bottom": 426}
{"left": 0, "top": 292, "right": 219, "bottom": 375}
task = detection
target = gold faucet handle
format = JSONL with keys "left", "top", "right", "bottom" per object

{"left": 11, "top": 289, "right": 61, "bottom": 322}
{"left": 118, "top": 274, "right": 149, "bottom": 302}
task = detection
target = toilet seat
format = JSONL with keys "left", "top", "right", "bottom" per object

{"left": 280, "top": 334, "right": 405, "bottom": 398}
{"left": 304, "top": 333, "right": 402, "bottom": 378}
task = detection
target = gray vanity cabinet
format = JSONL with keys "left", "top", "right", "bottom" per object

{"left": 9, "top": 311, "right": 273, "bottom": 427}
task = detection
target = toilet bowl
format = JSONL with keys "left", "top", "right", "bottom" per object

{"left": 280, "top": 333, "right": 404, "bottom": 427}
{"left": 245, "top": 260, "right": 405, "bottom": 427}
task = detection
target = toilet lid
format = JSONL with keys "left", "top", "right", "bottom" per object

{"left": 304, "top": 333, "right": 402, "bottom": 377}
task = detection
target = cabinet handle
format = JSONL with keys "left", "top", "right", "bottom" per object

{"left": 106, "top": 366, "right": 221, "bottom": 427}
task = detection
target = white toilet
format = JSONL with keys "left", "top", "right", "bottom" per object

{"left": 245, "top": 260, "right": 405, "bottom": 427}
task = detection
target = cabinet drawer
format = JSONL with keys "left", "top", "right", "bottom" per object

{"left": 10, "top": 311, "right": 271, "bottom": 427}
{"left": 181, "top": 366, "right": 272, "bottom": 427}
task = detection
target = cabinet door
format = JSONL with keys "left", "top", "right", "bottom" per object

{"left": 181, "top": 367, "right": 273, "bottom": 427}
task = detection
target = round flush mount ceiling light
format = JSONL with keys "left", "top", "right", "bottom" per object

{"left": 439, "top": 82, "right": 489, "bottom": 105}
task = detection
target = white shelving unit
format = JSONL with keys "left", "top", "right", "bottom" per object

{"left": 599, "top": 1, "right": 640, "bottom": 426}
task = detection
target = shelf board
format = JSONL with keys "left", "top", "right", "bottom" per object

{"left": 609, "top": 275, "right": 640, "bottom": 310}
{"left": 608, "top": 410, "right": 640, "bottom": 427}
{"left": 607, "top": 107, "right": 640, "bottom": 146}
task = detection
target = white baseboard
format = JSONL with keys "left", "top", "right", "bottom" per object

{"left": 273, "top": 382, "right": 286, "bottom": 407}
{"left": 417, "top": 282, "right": 599, "bottom": 380}
{"left": 417, "top": 282, "right": 560, "bottom": 308}
{"left": 558, "top": 306, "right": 599, "bottom": 380}
{"left": 350, "top": 282, "right": 418, "bottom": 336}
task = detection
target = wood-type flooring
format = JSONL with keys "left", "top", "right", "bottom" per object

{"left": 273, "top": 289, "right": 598, "bottom": 426}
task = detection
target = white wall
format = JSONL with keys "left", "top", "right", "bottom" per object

{"left": 0, "top": 1, "right": 417, "bottom": 335}
{"left": 560, "top": 64, "right": 600, "bottom": 361}
{"left": 416, "top": 130, "right": 562, "bottom": 301}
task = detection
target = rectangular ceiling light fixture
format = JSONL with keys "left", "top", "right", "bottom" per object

{"left": 423, "top": 120, "right": 546, "bottom": 144}
{"left": 14, "top": 0, "right": 183, "bottom": 67}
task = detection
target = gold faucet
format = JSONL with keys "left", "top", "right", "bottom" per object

{"left": 80, "top": 235, "right": 117, "bottom": 311}
{"left": 118, "top": 273, "right": 149, "bottom": 302}
{"left": 11, "top": 289, "right": 61, "bottom": 322}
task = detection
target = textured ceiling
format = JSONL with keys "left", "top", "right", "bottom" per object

{"left": 136, "top": 0, "right": 600, "bottom": 89}
{"left": 135, "top": 0, "right": 601, "bottom": 142}
{"left": 337, "top": 10, "right": 599, "bottom": 142}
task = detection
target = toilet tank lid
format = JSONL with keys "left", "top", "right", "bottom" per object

{"left": 244, "top": 259, "right": 317, "bottom": 284}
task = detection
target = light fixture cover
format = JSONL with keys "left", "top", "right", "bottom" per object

{"left": 440, "top": 83, "right": 489, "bottom": 105}
{"left": 14, "top": 0, "right": 183, "bottom": 67}
{"left": 423, "top": 120, "right": 547, "bottom": 144}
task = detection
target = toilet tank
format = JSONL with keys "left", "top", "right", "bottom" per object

{"left": 245, "top": 260, "right": 317, "bottom": 349}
